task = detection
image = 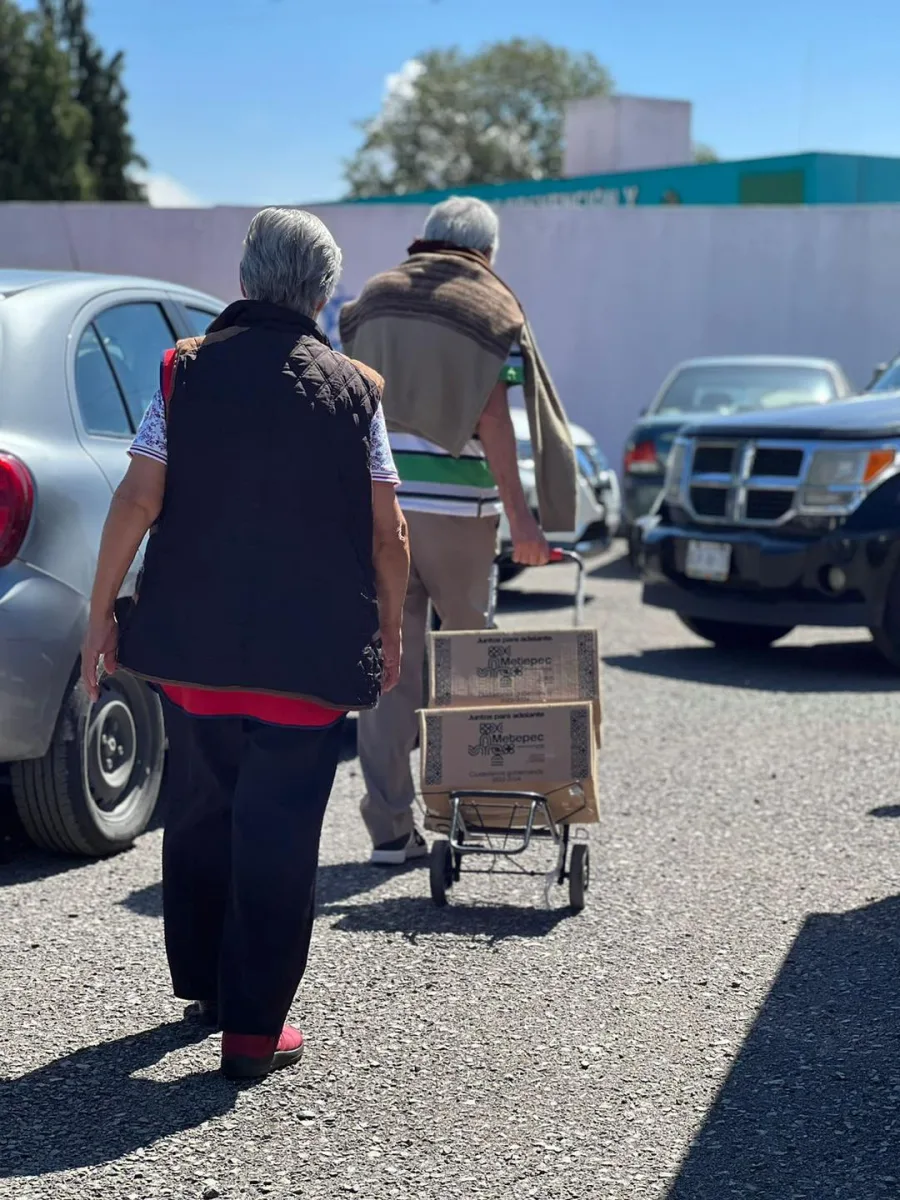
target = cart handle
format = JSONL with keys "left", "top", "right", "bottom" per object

{"left": 547, "top": 549, "right": 585, "bottom": 625}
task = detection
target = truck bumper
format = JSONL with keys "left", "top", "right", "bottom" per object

{"left": 0, "top": 565, "right": 86, "bottom": 762}
{"left": 639, "top": 521, "right": 897, "bottom": 630}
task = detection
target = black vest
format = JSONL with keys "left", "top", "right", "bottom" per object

{"left": 118, "top": 300, "right": 384, "bottom": 710}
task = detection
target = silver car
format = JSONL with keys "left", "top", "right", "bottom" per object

{"left": 0, "top": 269, "right": 225, "bottom": 856}
{"left": 497, "top": 407, "right": 622, "bottom": 582}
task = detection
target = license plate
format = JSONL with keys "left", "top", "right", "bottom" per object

{"left": 685, "top": 540, "right": 732, "bottom": 582}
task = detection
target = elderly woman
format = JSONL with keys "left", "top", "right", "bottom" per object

{"left": 82, "top": 208, "right": 409, "bottom": 1081}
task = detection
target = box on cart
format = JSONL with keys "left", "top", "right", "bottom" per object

{"left": 427, "top": 628, "right": 602, "bottom": 737}
{"left": 419, "top": 701, "right": 599, "bottom": 832}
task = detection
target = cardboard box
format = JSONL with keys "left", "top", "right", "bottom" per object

{"left": 428, "top": 628, "right": 602, "bottom": 735}
{"left": 419, "top": 702, "right": 599, "bottom": 830}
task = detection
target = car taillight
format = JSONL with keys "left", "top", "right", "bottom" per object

{"left": 0, "top": 453, "right": 35, "bottom": 567}
{"left": 624, "top": 440, "right": 659, "bottom": 474}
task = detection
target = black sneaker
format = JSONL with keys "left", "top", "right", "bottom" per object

{"left": 368, "top": 829, "right": 429, "bottom": 866}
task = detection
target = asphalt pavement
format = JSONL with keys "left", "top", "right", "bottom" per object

{"left": 2, "top": 548, "right": 899, "bottom": 1200}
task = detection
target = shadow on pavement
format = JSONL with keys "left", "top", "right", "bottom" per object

{"left": 870, "top": 805, "right": 900, "bottom": 819}
{"left": 589, "top": 552, "right": 637, "bottom": 582}
{"left": 0, "top": 785, "right": 95, "bottom": 885}
{"left": 496, "top": 589, "right": 594, "bottom": 616}
{"left": 606, "top": 639, "right": 899, "bottom": 694}
{"left": 667, "top": 893, "right": 900, "bottom": 1200}
{"left": 0, "top": 1021, "right": 236, "bottom": 1178}
{"left": 321, "top": 894, "right": 574, "bottom": 944}
{"left": 120, "top": 858, "right": 420, "bottom": 920}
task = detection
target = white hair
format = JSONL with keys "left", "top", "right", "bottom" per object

{"left": 422, "top": 196, "right": 500, "bottom": 260}
{"left": 240, "top": 207, "right": 343, "bottom": 317}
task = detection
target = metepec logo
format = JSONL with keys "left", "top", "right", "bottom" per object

{"left": 468, "top": 720, "right": 544, "bottom": 768}
{"left": 476, "top": 644, "right": 553, "bottom": 688}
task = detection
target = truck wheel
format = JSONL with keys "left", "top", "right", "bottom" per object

{"left": 11, "top": 672, "right": 165, "bottom": 857}
{"left": 679, "top": 616, "right": 794, "bottom": 651}
{"left": 871, "top": 565, "right": 900, "bottom": 667}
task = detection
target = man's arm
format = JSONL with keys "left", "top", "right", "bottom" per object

{"left": 81, "top": 455, "right": 166, "bottom": 701}
{"left": 372, "top": 481, "right": 410, "bottom": 692}
{"left": 477, "top": 380, "right": 550, "bottom": 567}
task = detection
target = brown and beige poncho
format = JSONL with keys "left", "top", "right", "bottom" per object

{"left": 339, "top": 243, "right": 577, "bottom": 533}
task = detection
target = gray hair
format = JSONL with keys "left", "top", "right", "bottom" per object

{"left": 422, "top": 196, "right": 500, "bottom": 260}
{"left": 240, "top": 207, "right": 342, "bottom": 317}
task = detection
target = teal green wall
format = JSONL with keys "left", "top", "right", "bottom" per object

{"left": 344, "top": 153, "right": 900, "bottom": 208}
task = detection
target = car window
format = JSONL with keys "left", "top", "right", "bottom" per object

{"left": 653, "top": 365, "right": 837, "bottom": 417}
{"left": 74, "top": 326, "right": 132, "bottom": 437}
{"left": 575, "top": 446, "right": 597, "bottom": 481}
{"left": 184, "top": 306, "right": 218, "bottom": 337}
{"left": 870, "top": 359, "right": 900, "bottom": 393}
{"left": 93, "top": 302, "right": 176, "bottom": 427}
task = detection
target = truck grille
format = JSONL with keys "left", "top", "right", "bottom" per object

{"left": 679, "top": 436, "right": 807, "bottom": 527}
{"left": 690, "top": 485, "right": 728, "bottom": 518}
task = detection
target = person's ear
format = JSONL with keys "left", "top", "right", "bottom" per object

{"left": 314, "top": 300, "right": 326, "bottom": 315}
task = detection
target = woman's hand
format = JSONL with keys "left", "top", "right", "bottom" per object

{"left": 81, "top": 614, "right": 119, "bottom": 703}
{"left": 381, "top": 629, "right": 402, "bottom": 693}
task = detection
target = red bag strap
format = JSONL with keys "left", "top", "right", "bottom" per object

{"left": 160, "top": 347, "right": 178, "bottom": 415}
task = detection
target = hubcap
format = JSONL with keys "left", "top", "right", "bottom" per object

{"left": 87, "top": 696, "right": 138, "bottom": 810}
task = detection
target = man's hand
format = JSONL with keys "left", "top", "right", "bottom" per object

{"left": 81, "top": 614, "right": 119, "bottom": 703}
{"left": 510, "top": 510, "right": 551, "bottom": 567}
{"left": 381, "top": 629, "right": 402, "bottom": 693}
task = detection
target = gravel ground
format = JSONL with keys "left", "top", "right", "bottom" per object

{"left": 2, "top": 548, "right": 899, "bottom": 1200}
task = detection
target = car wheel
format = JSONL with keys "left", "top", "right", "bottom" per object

{"left": 11, "top": 671, "right": 165, "bottom": 856}
{"left": 679, "top": 616, "right": 794, "bottom": 651}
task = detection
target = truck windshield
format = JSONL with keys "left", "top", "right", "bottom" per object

{"left": 654, "top": 364, "right": 836, "bottom": 417}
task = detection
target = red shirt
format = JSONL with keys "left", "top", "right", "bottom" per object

{"left": 160, "top": 684, "right": 344, "bottom": 727}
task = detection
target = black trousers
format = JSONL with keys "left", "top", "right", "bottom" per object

{"left": 160, "top": 699, "right": 344, "bottom": 1036}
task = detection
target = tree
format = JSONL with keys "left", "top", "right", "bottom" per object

{"left": 0, "top": 0, "right": 91, "bottom": 200}
{"left": 40, "top": 0, "right": 146, "bottom": 200}
{"left": 694, "top": 143, "right": 719, "bottom": 165}
{"left": 344, "top": 39, "right": 612, "bottom": 198}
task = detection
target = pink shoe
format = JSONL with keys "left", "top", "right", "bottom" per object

{"left": 221, "top": 1024, "right": 304, "bottom": 1080}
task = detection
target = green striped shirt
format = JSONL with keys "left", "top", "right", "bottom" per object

{"left": 390, "top": 346, "right": 523, "bottom": 517}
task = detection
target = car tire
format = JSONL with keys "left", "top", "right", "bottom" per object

{"left": 11, "top": 671, "right": 165, "bottom": 857}
{"left": 679, "top": 616, "right": 794, "bottom": 651}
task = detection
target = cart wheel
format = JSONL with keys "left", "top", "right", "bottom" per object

{"left": 452, "top": 849, "right": 463, "bottom": 882}
{"left": 430, "top": 839, "right": 453, "bottom": 906}
{"left": 569, "top": 844, "right": 590, "bottom": 914}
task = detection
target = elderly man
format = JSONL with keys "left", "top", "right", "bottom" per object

{"left": 340, "top": 196, "right": 576, "bottom": 865}
{"left": 81, "top": 208, "right": 409, "bottom": 1080}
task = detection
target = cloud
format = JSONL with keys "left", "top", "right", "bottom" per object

{"left": 139, "top": 172, "right": 207, "bottom": 208}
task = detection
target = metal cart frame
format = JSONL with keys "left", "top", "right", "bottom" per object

{"left": 426, "top": 549, "right": 592, "bottom": 913}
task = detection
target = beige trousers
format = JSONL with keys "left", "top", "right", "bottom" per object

{"left": 358, "top": 511, "right": 498, "bottom": 846}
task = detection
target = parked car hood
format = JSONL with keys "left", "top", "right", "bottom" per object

{"left": 684, "top": 392, "right": 900, "bottom": 441}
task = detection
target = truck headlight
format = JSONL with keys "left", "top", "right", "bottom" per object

{"left": 664, "top": 440, "right": 687, "bottom": 499}
{"left": 801, "top": 447, "right": 895, "bottom": 509}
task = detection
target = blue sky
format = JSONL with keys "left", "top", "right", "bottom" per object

{"left": 49, "top": 0, "right": 899, "bottom": 205}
